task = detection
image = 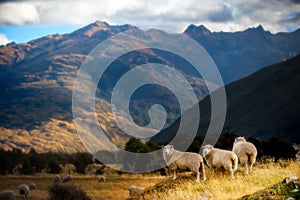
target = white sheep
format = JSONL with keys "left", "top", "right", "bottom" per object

{"left": 27, "top": 183, "right": 36, "bottom": 191}
{"left": 296, "top": 151, "right": 300, "bottom": 162}
{"left": 0, "top": 190, "right": 16, "bottom": 200}
{"left": 18, "top": 184, "right": 30, "bottom": 199}
{"left": 98, "top": 175, "right": 106, "bottom": 182}
{"left": 61, "top": 175, "right": 72, "bottom": 182}
{"left": 128, "top": 186, "right": 144, "bottom": 196}
{"left": 163, "top": 145, "right": 206, "bottom": 182}
{"left": 232, "top": 137, "right": 257, "bottom": 175}
{"left": 202, "top": 144, "right": 238, "bottom": 180}
{"left": 53, "top": 174, "right": 61, "bottom": 183}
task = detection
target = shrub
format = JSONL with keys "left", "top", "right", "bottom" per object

{"left": 48, "top": 160, "right": 62, "bottom": 174}
{"left": 48, "top": 184, "right": 91, "bottom": 200}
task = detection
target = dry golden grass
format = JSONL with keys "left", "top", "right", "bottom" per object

{"left": 0, "top": 173, "right": 164, "bottom": 200}
{"left": 141, "top": 160, "right": 299, "bottom": 200}
{"left": 0, "top": 161, "right": 298, "bottom": 200}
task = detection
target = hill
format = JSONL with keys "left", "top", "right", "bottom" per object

{"left": 0, "top": 21, "right": 299, "bottom": 152}
{"left": 150, "top": 55, "right": 300, "bottom": 144}
{"left": 126, "top": 161, "right": 299, "bottom": 200}
{"left": 185, "top": 24, "right": 300, "bottom": 83}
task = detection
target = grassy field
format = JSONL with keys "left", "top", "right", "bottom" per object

{"left": 140, "top": 160, "right": 300, "bottom": 200}
{"left": 0, "top": 173, "right": 164, "bottom": 200}
{"left": 0, "top": 160, "right": 299, "bottom": 200}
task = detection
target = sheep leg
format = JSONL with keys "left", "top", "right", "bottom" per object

{"left": 249, "top": 163, "right": 253, "bottom": 174}
{"left": 202, "top": 164, "right": 206, "bottom": 181}
{"left": 230, "top": 170, "right": 235, "bottom": 180}
{"left": 173, "top": 170, "right": 177, "bottom": 180}
{"left": 196, "top": 171, "right": 200, "bottom": 182}
{"left": 245, "top": 163, "right": 249, "bottom": 175}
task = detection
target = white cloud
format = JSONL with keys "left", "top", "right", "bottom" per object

{"left": 0, "top": 33, "right": 11, "bottom": 45}
{"left": 0, "top": 0, "right": 299, "bottom": 33}
{"left": 0, "top": 2, "right": 39, "bottom": 25}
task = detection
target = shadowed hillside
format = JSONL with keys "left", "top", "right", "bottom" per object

{"left": 150, "top": 55, "right": 300, "bottom": 144}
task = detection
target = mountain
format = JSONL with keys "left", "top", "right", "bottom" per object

{"left": 0, "top": 21, "right": 208, "bottom": 153}
{"left": 0, "top": 21, "right": 299, "bottom": 153}
{"left": 184, "top": 24, "right": 300, "bottom": 83}
{"left": 149, "top": 55, "right": 300, "bottom": 144}
{"left": 0, "top": 21, "right": 137, "bottom": 153}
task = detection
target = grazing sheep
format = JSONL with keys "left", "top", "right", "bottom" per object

{"left": 53, "top": 174, "right": 61, "bottom": 183}
{"left": 163, "top": 145, "right": 206, "bottom": 182}
{"left": 18, "top": 184, "right": 30, "bottom": 199}
{"left": 61, "top": 175, "right": 72, "bottom": 182}
{"left": 293, "top": 144, "right": 300, "bottom": 162}
{"left": 0, "top": 190, "right": 16, "bottom": 200}
{"left": 233, "top": 137, "right": 257, "bottom": 175}
{"left": 27, "top": 183, "right": 36, "bottom": 190}
{"left": 202, "top": 144, "right": 238, "bottom": 180}
{"left": 128, "top": 186, "right": 144, "bottom": 196}
{"left": 296, "top": 151, "right": 300, "bottom": 162}
{"left": 97, "top": 176, "right": 106, "bottom": 182}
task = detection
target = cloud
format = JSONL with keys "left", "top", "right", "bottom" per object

{"left": 291, "top": 0, "right": 300, "bottom": 4}
{"left": 0, "top": 0, "right": 299, "bottom": 33}
{"left": 280, "top": 12, "right": 300, "bottom": 23}
{"left": 0, "top": 33, "right": 11, "bottom": 45}
{"left": 208, "top": 5, "right": 233, "bottom": 22}
{"left": 0, "top": 2, "right": 39, "bottom": 25}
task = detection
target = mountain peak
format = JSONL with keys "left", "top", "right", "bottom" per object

{"left": 94, "top": 20, "right": 110, "bottom": 29}
{"left": 83, "top": 20, "right": 110, "bottom": 37}
{"left": 72, "top": 20, "right": 111, "bottom": 37}
{"left": 245, "top": 24, "right": 266, "bottom": 33}
{"left": 256, "top": 24, "right": 264, "bottom": 31}
{"left": 184, "top": 24, "right": 211, "bottom": 35}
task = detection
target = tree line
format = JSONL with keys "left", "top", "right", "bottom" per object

{"left": 0, "top": 132, "right": 296, "bottom": 175}
{"left": 0, "top": 148, "right": 93, "bottom": 175}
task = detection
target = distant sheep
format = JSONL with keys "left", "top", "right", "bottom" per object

{"left": 0, "top": 190, "right": 16, "bottom": 200}
{"left": 62, "top": 175, "right": 72, "bottom": 183}
{"left": 128, "top": 186, "right": 144, "bottom": 196}
{"left": 53, "top": 175, "right": 61, "bottom": 183}
{"left": 18, "top": 184, "right": 30, "bottom": 199}
{"left": 163, "top": 145, "right": 206, "bottom": 182}
{"left": 233, "top": 137, "right": 257, "bottom": 175}
{"left": 296, "top": 151, "right": 300, "bottom": 162}
{"left": 97, "top": 176, "right": 106, "bottom": 182}
{"left": 202, "top": 144, "right": 238, "bottom": 180}
{"left": 27, "top": 183, "right": 36, "bottom": 190}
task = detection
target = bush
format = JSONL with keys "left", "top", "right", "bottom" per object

{"left": 73, "top": 153, "right": 93, "bottom": 174}
{"left": 20, "top": 158, "right": 35, "bottom": 175}
{"left": 48, "top": 184, "right": 91, "bottom": 200}
{"left": 48, "top": 160, "right": 62, "bottom": 174}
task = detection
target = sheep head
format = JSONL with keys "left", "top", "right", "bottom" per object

{"left": 163, "top": 145, "right": 174, "bottom": 155}
{"left": 234, "top": 137, "right": 246, "bottom": 144}
{"left": 202, "top": 144, "right": 213, "bottom": 156}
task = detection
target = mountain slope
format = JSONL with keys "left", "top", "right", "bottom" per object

{"left": 0, "top": 21, "right": 208, "bottom": 152}
{"left": 150, "top": 55, "right": 300, "bottom": 144}
{"left": 0, "top": 21, "right": 299, "bottom": 152}
{"left": 184, "top": 24, "right": 300, "bottom": 83}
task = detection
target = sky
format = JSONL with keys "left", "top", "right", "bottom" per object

{"left": 0, "top": 0, "right": 300, "bottom": 45}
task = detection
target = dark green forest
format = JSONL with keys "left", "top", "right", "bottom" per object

{"left": 0, "top": 133, "right": 296, "bottom": 175}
